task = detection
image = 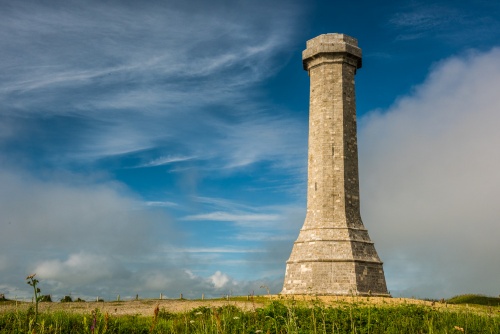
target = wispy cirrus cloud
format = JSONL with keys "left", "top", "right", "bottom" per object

{"left": 169, "top": 247, "right": 265, "bottom": 254}
{"left": 145, "top": 201, "right": 179, "bottom": 208}
{"left": 136, "top": 155, "right": 196, "bottom": 168}
{"left": 0, "top": 1, "right": 296, "bottom": 110}
{"left": 0, "top": 0, "right": 305, "bottom": 172}
{"left": 182, "top": 212, "right": 281, "bottom": 223}
{"left": 389, "top": 2, "right": 499, "bottom": 43}
{"left": 390, "top": 5, "right": 460, "bottom": 30}
{"left": 234, "top": 232, "right": 295, "bottom": 242}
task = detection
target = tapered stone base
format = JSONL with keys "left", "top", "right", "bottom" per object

{"left": 282, "top": 226, "right": 390, "bottom": 296}
{"left": 282, "top": 260, "right": 389, "bottom": 296}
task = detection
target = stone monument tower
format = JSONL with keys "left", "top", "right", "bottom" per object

{"left": 282, "top": 34, "right": 389, "bottom": 296}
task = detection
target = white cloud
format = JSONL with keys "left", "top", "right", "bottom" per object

{"left": 234, "top": 232, "right": 294, "bottom": 242}
{"left": 137, "top": 155, "right": 195, "bottom": 168}
{"left": 390, "top": 5, "right": 459, "bottom": 30}
{"left": 182, "top": 211, "right": 281, "bottom": 223}
{"left": 138, "top": 269, "right": 282, "bottom": 299}
{"left": 35, "top": 252, "right": 130, "bottom": 286}
{"left": 142, "top": 272, "right": 173, "bottom": 291}
{"left": 389, "top": 3, "right": 499, "bottom": 43}
{"left": 0, "top": 170, "right": 158, "bottom": 253}
{"left": 359, "top": 47, "right": 500, "bottom": 298}
{"left": 0, "top": 166, "right": 294, "bottom": 300}
{"left": 0, "top": 168, "right": 175, "bottom": 297}
{"left": 210, "top": 271, "right": 231, "bottom": 289}
{"left": 213, "top": 114, "right": 307, "bottom": 171}
{"left": 171, "top": 247, "right": 264, "bottom": 254}
{"left": 0, "top": 0, "right": 304, "bottom": 168}
{"left": 194, "top": 196, "right": 258, "bottom": 212}
{"left": 145, "top": 201, "right": 179, "bottom": 208}
{"left": 0, "top": 255, "right": 8, "bottom": 271}
{"left": 0, "top": 1, "right": 298, "bottom": 111}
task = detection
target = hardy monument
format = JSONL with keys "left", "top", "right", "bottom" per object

{"left": 282, "top": 34, "right": 389, "bottom": 296}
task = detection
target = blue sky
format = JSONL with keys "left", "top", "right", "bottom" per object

{"left": 1, "top": 0, "right": 500, "bottom": 300}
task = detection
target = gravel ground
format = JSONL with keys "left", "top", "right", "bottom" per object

{"left": 0, "top": 299, "right": 265, "bottom": 316}
{"left": 0, "top": 296, "right": 465, "bottom": 317}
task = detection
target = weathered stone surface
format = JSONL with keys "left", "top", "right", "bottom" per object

{"left": 282, "top": 34, "right": 389, "bottom": 296}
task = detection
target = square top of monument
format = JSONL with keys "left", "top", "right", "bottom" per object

{"left": 303, "top": 33, "right": 362, "bottom": 69}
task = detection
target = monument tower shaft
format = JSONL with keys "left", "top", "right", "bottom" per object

{"left": 304, "top": 35, "right": 362, "bottom": 229}
{"left": 282, "top": 34, "right": 389, "bottom": 296}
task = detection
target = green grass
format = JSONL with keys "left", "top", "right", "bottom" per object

{"left": 447, "top": 294, "right": 500, "bottom": 306}
{"left": 1, "top": 300, "right": 499, "bottom": 333}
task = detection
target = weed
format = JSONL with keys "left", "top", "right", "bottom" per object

{"left": 25, "top": 273, "right": 42, "bottom": 326}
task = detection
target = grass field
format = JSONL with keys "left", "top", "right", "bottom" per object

{"left": 1, "top": 294, "right": 499, "bottom": 333}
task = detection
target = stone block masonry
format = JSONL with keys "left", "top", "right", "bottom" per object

{"left": 282, "top": 34, "right": 389, "bottom": 296}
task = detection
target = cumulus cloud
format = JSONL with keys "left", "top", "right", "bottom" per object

{"left": 359, "top": 48, "right": 500, "bottom": 298}
{"left": 35, "top": 252, "right": 131, "bottom": 286}
{"left": 0, "top": 167, "right": 291, "bottom": 300}
{"left": 0, "top": 170, "right": 156, "bottom": 253}
{"left": 0, "top": 168, "right": 173, "bottom": 298}
{"left": 0, "top": 255, "right": 8, "bottom": 271}
{"left": 210, "top": 271, "right": 231, "bottom": 289}
{"left": 95, "top": 267, "right": 280, "bottom": 300}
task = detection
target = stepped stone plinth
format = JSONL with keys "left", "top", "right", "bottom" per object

{"left": 282, "top": 34, "right": 389, "bottom": 296}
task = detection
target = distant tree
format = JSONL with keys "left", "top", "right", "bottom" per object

{"left": 60, "top": 295, "right": 73, "bottom": 302}
{"left": 39, "top": 295, "right": 52, "bottom": 302}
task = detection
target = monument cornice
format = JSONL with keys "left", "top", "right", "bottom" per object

{"left": 302, "top": 33, "right": 362, "bottom": 70}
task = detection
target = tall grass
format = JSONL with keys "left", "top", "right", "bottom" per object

{"left": 1, "top": 300, "right": 499, "bottom": 333}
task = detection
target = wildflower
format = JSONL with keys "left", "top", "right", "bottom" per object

{"left": 233, "top": 316, "right": 239, "bottom": 320}
{"left": 26, "top": 274, "right": 36, "bottom": 280}
{"left": 91, "top": 310, "right": 97, "bottom": 334}
{"left": 454, "top": 326, "right": 464, "bottom": 332}
{"left": 153, "top": 304, "right": 159, "bottom": 319}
